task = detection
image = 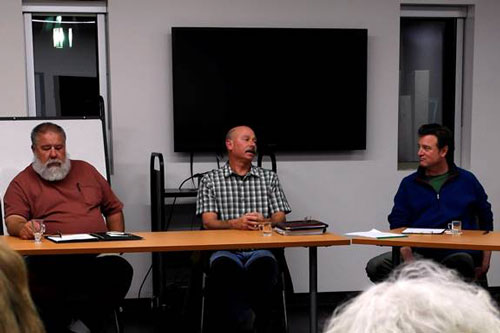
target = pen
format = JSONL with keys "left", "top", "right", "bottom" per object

{"left": 483, "top": 230, "right": 490, "bottom": 235}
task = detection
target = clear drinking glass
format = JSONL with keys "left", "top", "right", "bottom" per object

{"left": 447, "top": 220, "right": 462, "bottom": 235}
{"left": 31, "top": 219, "right": 46, "bottom": 243}
{"left": 259, "top": 222, "right": 273, "bottom": 236}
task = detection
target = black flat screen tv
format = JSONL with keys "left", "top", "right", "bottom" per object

{"left": 172, "top": 27, "right": 367, "bottom": 153}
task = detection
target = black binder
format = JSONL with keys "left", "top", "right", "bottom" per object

{"left": 91, "top": 232, "right": 143, "bottom": 241}
{"left": 275, "top": 220, "right": 328, "bottom": 235}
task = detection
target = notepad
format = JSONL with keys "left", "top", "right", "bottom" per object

{"left": 345, "top": 229, "right": 407, "bottom": 239}
{"left": 402, "top": 228, "right": 445, "bottom": 234}
{"left": 46, "top": 234, "right": 99, "bottom": 243}
{"left": 45, "top": 232, "right": 143, "bottom": 243}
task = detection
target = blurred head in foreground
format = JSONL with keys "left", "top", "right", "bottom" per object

{"left": 325, "top": 260, "right": 500, "bottom": 333}
{"left": 0, "top": 240, "right": 44, "bottom": 333}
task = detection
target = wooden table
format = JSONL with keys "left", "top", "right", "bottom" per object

{"left": 1, "top": 229, "right": 350, "bottom": 333}
{"left": 351, "top": 228, "right": 495, "bottom": 265}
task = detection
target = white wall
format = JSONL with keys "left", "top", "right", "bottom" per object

{"left": 106, "top": 0, "right": 500, "bottom": 295}
{"left": 0, "top": 0, "right": 26, "bottom": 117}
{"left": 2, "top": 0, "right": 500, "bottom": 297}
{"left": 106, "top": 0, "right": 402, "bottom": 295}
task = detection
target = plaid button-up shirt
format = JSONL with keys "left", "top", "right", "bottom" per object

{"left": 196, "top": 163, "right": 291, "bottom": 220}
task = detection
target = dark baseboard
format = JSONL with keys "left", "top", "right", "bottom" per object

{"left": 121, "top": 284, "right": 500, "bottom": 314}
{"left": 286, "top": 291, "right": 361, "bottom": 309}
{"left": 121, "top": 290, "right": 362, "bottom": 313}
{"left": 115, "top": 286, "right": 500, "bottom": 333}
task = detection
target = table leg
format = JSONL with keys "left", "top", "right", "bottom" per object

{"left": 309, "top": 246, "right": 318, "bottom": 333}
{"left": 152, "top": 252, "right": 165, "bottom": 309}
{"left": 392, "top": 246, "right": 401, "bottom": 267}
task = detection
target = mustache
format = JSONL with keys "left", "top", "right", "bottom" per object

{"left": 32, "top": 154, "right": 71, "bottom": 182}
{"left": 245, "top": 148, "right": 257, "bottom": 154}
{"left": 45, "top": 158, "right": 63, "bottom": 166}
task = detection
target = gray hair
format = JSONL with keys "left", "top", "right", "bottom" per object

{"left": 31, "top": 122, "right": 66, "bottom": 147}
{"left": 225, "top": 127, "right": 236, "bottom": 140}
{"left": 225, "top": 125, "right": 254, "bottom": 141}
{"left": 325, "top": 260, "right": 500, "bottom": 333}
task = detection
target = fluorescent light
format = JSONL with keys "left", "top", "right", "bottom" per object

{"left": 33, "top": 19, "right": 96, "bottom": 24}
{"left": 53, "top": 27, "right": 64, "bottom": 48}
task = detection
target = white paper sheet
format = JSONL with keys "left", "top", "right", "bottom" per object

{"left": 345, "top": 228, "right": 407, "bottom": 239}
{"left": 45, "top": 234, "right": 99, "bottom": 243}
{"left": 402, "top": 228, "right": 445, "bottom": 234}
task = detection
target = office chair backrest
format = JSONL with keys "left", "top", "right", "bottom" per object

{"left": 0, "top": 117, "right": 108, "bottom": 235}
{"left": 150, "top": 153, "right": 165, "bottom": 232}
{"left": 257, "top": 151, "right": 277, "bottom": 173}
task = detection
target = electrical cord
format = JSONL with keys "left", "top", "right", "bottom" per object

{"left": 137, "top": 264, "right": 153, "bottom": 299}
{"left": 190, "top": 206, "right": 198, "bottom": 231}
{"left": 164, "top": 197, "right": 178, "bottom": 232}
{"left": 179, "top": 173, "right": 206, "bottom": 189}
{"left": 140, "top": 166, "right": 212, "bottom": 300}
{"left": 164, "top": 172, "right": 207, "bottom": 232}
{"left": 216, "top": 151, "right": 226, "bottom": 169}
{"left": 138, "top": 173, "right": 203, "bottom": 299}
{"left": 190, "top": 152, "right": 196, "bottom": 188}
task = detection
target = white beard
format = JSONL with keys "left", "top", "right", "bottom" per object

{"left": 32, "top": 154, "right": 72, "bottom": 181}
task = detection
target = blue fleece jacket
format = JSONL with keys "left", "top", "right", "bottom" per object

{"left": 389, "top": 166, "right": 493, "bottom": 231}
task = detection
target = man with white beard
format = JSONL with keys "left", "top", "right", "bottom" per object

{"left": 4, "top": 122, "right": 133, "bottom": 333}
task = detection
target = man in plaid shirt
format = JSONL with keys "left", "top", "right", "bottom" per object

{"left": 196, "top": 125, "right": 291, "bottom": 333}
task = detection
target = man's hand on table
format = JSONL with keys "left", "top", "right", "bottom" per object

{"left": 230, "top": 212, "right": 264, "bottom": 230}
{"left": 19, "top": 221, "right": 37, "bottom": 240}
{"left": 5, "top": 215, "right": 36, "bottom": 239}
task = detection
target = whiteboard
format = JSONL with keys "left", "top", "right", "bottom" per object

{"left": 0, "top": 117, "right": 108, "bottom": 234}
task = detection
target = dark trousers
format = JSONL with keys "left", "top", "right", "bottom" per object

{"left": 366, "top": 250, "right": 480, "bottom": 283}
{"left": 26, "top": 254, "right": 133, "bottom": 333}
{"left": 206, "top": 250, "right": 278, "bottom": 333}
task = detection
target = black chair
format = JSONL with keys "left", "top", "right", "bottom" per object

{"left": 199, "top": 248, "right": 292, "bottom": 333}
{"left": 149, "top": 151, "right": 292, "bottom": 332}
{"left": 198, "top": 150, "right": 291, "bottom": 332}
{"left": 112, "top": 308, "right": 124, "bottom": 333}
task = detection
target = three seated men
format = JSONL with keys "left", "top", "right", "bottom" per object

{"left": 3, "top": 122, "right": 492, "bottom": 331}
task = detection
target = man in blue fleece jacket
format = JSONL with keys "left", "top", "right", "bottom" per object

{"left": 366, "top": 123, "right": 493, "bottom": 282}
